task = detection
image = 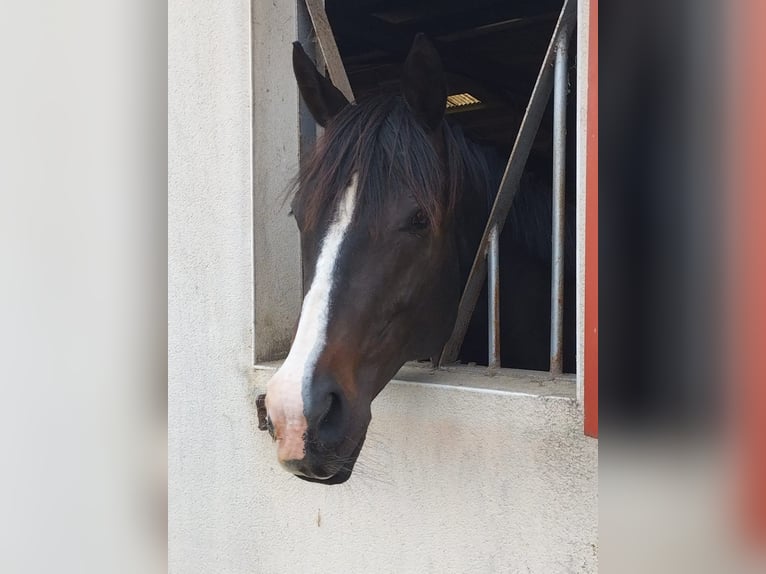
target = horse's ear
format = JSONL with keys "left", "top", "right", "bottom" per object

{"left": 401, "top": 34, "right": 446, "bottom": 131}
{"left": 292, "top": 42, "right": 350, "bottom": 127}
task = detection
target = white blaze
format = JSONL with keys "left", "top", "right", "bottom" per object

{"left": 266, "top": 175, "right": 358, "bottom": 462}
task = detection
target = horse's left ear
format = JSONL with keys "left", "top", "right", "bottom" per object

{"left": 401, "top": 34, "right": 446, "bottom": 131}
{"left": 292, "top": 42, "right": 350, "bottom": 127}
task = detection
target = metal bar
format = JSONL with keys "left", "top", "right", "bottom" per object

{"left": 488, "top": 225, "right": 501, "bottom": 370}
{"left": 304, "top": 0, "right": 355, "bottom": 103}
{"left": 439, "top": 0, "right": 576, "bottom": 366}
{"left": 550, "top": 33, "right": 569, "bottom": 375}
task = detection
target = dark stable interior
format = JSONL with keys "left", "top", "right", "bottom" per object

{"left": 326, "top": 0, "right": 577, "bottom": 372}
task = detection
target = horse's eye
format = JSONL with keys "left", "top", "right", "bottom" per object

{"left": 409, "top": 209, "right": 429, "bottom": 231}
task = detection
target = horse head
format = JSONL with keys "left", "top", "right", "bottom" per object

{"left": 264, "top": 35, "right": 481, "bottom": 484}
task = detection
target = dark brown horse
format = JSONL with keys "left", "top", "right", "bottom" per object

{"left": 264, "top": 34, "right": 574, "bottom": 484}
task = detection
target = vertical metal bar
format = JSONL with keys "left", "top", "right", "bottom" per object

{"left": 550, "top": 32, "right": 569, "bottom": 375}
{"left": 488, "top": 225, "right": 501, "bottom": 370}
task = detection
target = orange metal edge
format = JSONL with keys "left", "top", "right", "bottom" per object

{"left": 733, "top": 0, "right": 766, "bottom": 546}
{"left": 583, "top": 0, "right": 598, "bottom": 438}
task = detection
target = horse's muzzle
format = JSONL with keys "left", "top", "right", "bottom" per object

{"left": 256, "top": 391, "right": 366, "bottom": 485}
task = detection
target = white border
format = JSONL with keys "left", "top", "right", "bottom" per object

{"left": 575, "top": 0, "right": 590, "bottom": 404}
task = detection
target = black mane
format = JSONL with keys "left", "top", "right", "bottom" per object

{"left": 291, "top": 93, "right": 493, "bottom": 234}
{"left": 292, "top": 92, "right": 573, "bottom": 269}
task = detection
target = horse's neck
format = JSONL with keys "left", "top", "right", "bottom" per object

{"left": 454, "top": 139, "right": 575, "bottom": 279}
{"left": 454, "top": 143, "right": 502, "bottom": 286}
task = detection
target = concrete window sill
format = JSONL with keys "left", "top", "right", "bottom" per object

{"left": 251, "top": 360, "right": 576, "bottom": 402}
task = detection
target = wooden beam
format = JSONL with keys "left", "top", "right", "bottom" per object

{"left": 304, "top": 0, "right": 355, "bottom": 102}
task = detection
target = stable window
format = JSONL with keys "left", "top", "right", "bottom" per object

{"left": 252, "top": 0, "right": 597, "bottom": 435}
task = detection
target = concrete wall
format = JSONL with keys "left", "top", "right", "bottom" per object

{"left": 168, "top": 0, "right": 257, "bottom": 569}
{"left": 252, "top": 0, "right": 304, "bottom": 361}
{"left": 168, "top": 1, "right": 597, "bottom": 572}
{"left": 249, "top": 365, "right": 597, "bottom": 573}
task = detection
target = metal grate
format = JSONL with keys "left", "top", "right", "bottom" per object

{"left": 438, "top": 0, "right": 576, "bottom": 376}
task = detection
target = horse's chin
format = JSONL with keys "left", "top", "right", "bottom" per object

{"left": 295, "top": 433, "right": 367, "bottom": 486}
{"left": 296, "top": 467, "right": 353, "bottom": 485}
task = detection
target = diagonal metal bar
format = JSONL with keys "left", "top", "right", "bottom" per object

{"left": 304, "top": 0, "right": 355, "bottom": 103}
{"left": 439, "top": 0, "right": 576, "bottom": 366}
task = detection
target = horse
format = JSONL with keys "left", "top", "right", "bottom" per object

{"left": 264, "top": 34, "right": 574, "bottom": 484}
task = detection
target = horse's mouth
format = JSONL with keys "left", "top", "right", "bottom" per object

{"left": 296, "top": 466, "right": 353, "bottom": 485}
{"left": 295, "top": 434, "right": 366, "bottom": 485}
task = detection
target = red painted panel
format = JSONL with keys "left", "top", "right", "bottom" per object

{"left": 583, "top": 0, "right": 598, "bottom": 438}
{"left": 732, "top": 0, "right": 766, "bottom": 546}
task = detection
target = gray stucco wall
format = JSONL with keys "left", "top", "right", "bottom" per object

{"left": 168, "top": 0, "right": 257, "bottom": 569}
{"left": 248, "top": 365, "right": 598, "bottom": 573}
{"left": 168, "top": 1, "right": 597, "bottom": 572}
{"left": 252, "top": 0, "right": 304, "bottom": 361}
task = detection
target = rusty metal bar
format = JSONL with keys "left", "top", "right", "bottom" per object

{"left": 488, "top": 225, "right": 501, "bottom": 370}
{"left": 550, "top": 33, "right": 569, "bottom": 375}
{"left": 439, "top": 0, "right": 576, "bottom": 366}
{"left": 304, "top": 0, "right": 355, "bottom": 103}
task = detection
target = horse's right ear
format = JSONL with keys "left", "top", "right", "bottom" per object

{"left": 401, "top": 34, "right": 446, "bottom": 131}
{"left": 292, "top": 42, "right": 350, "bottom": 127}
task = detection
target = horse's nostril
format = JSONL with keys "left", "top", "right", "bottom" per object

{"left": 318, "top": 392, "right": 343, "bottom": 438}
